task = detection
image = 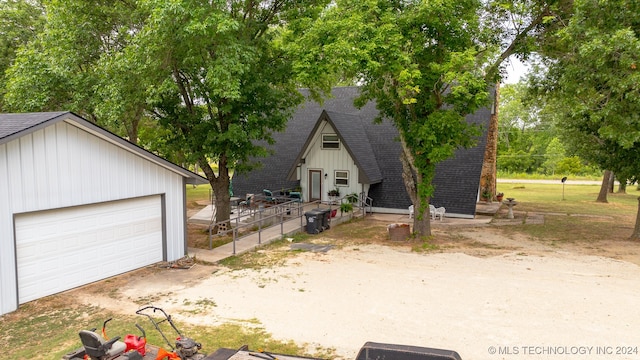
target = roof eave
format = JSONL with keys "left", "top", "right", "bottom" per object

{"left": 1, "top": 111, "right": 207, "bottom": 184}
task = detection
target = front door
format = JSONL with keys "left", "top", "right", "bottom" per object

{"left": 309, "top": 170, "right": 322, "bottom": 201}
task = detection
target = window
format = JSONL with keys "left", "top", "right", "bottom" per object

{"left": 335, "top": 171, "right": 349, "bottom": 186}
{"left": 322, "top": 134, "right": 340, "bottom": 149}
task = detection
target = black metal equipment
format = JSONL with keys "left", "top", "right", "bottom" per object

{"left": 355, "top": 342, "right": 462, "bottom": 360}
{"left": 136, "top": 306, "right": 205, "bottom": 360}
{"left": 202, "top": 342, "right": 463, "bottom": 360}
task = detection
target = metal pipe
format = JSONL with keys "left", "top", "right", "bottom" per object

{"left": 232, "top": 228, "right": 237, "bottom": 255}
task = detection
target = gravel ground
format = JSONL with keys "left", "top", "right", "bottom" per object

{"left": 78, "top": 240, "right": 640, "bottom": 360}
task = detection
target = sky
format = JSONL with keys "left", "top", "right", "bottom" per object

{"left": 503, "top": 56, "right": 529, "bottom": 84}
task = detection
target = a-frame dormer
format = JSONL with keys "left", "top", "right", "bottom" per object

{"left": 287, "top": 110, "right": 382, "bottom": 202}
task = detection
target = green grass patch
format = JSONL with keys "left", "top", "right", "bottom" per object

{"left": 209, "top": 234, "right": 234, "bottom": 249}
{"left": 501, "top": 215, "right": 632, "bottom": 245}
{"left": 0, "top": 299, "right": 332, "bottom": 359}
{"left": 187, "top": 184, "right": 213, "bottom": 204}
{"left": 218, "top": 239, "right": 292, "bottom": 270}
{"left": 495, "top": 182, "right": 638, "bottom": 244}
{"left": 496, "top": 183, "right": 639, "bottom": 217}
{"left": 0, "top": 301, "right": 116, "bottom": 359}
{"left": 411, "top": 238, "right": 440, "bottom": 252}
{"left": 496, "top": 171, "right": 602, "bottom": 181}
{"left": 323, "top": 218, "right": 385, "bottom": 244}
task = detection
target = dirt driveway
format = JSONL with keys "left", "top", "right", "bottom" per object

{"left": 69, "top": 223, "right": 640, "bottom": 360}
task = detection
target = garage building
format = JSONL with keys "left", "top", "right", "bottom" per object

{"left": 0, "top": 112, "right": 207, "bottom": 315}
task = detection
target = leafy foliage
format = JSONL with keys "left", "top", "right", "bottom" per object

{"left": 2, "top": 0, "right": 332, "bottom": 224}
{"left": 0, "top": 0, "right": 44, "bottom": 111}
{"left": 3, "top": 0, "right": 148, "bottom": 140}
{"left": 125, "top": 0, "right": 332, "bottom": 223}
{"left": 529, "top": 0, "right": 640, "bottom": 237}
{"left": 535, "top": 0, "right": 640, "bottom": 183}
{"left": 297, "top": 0, "right": 492, "bottom": 235}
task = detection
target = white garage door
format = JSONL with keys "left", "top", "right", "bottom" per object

{"left": 15, "top": 195, "right": 163, "bottom": 303}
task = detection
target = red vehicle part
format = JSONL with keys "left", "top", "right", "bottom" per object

{"left": 124, "top": 324, "right": 147, "bottom": 356}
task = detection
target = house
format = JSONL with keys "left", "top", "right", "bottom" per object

{"left": 0, "top": 111, "right": 207, "bottom": 316}
{"left": 232, "top": 87, "right": 493, "bottom": 217}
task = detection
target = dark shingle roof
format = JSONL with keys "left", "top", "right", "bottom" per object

{"left": 325, "top": 110, "right": 383, "bottom": 184}
{"left": 286, "top": 110, "right": 382, "bottom": 184}
{"left": 0, "top": 111, "right": 207, "bottom": 184}
{"left": 232, "top": 86, "right": 492, "bottom": 216}
{"left": 0, "top": 111, "right": 69, "bottom": 143}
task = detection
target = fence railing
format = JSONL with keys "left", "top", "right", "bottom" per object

{"left": 207, "top": 193, "right": 372, "bottom": 254}
{"left": 208, "top": 197, "right": 306, "bottom": 252}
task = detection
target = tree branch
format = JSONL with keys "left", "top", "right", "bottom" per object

{"left": 485, "top": 4, "right": 552, "bottom": 82}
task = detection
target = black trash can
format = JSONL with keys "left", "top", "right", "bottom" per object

{"left": 315, "top": 208, "right": 332, "bottom": 230}
{"left": 305, "top": 211, "right": 322, "bottom": 234}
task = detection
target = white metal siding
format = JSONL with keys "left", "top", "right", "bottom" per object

{"left": 0, "top": 120, "right": 187, "bottom": 315}
{"left": 0, "top": 143, "right": 15, "bottom": 315}
{"left": 300, "top": 121, "right": 361, "bottom": 201}
{"left": 15, "top": 196, "right": 163, "bottom": 303}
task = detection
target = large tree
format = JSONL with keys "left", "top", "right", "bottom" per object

{"left": 127, "top": 0, "right": 331, "bottom": 225}
{"left": 497, "top": 83, "right": 556, "bottom": 174}
{"left": 479, "top": 0, "right": 573, "bottom": 199}
{"left": 298, "top": 0, "right": 572, "bottom": 236}
{"left": 3, "top": 0, "right": 148, "bottom": 142}
{"left": 0, "top": 0, "right": 44, "bottom": 111}
{"left": 3, "top": 0, "right": 331, "bottom": 226}
{"left": 535, "top": 0, "right": 640, "bottom": 237}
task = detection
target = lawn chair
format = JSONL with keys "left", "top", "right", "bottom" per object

{"left": 429, "top": 204, "right": 446, "bottom": 220}
{"left": 263, "top": 189, "right": 276, "bottom": 203}
{"left": 239, "top": 194, "right": 254, "bottom": 213}
{"left": 289, "top": 191, "right": 302, "bottom": 203}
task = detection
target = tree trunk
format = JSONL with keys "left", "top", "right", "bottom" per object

{"left": 124, "top": 106, "right": 143, "bottom": 145}
{"left": 596, "top": 170, "right": 611, "bottom": 203}
{"left": 413, "top": 194, "right": 431, "bottom": 237}
{"left": 480, "top": 82, "right": 500, "bottom": 201}
{"left": 631, "top": 197, "right": 640, "bottom": 240}
{"left": 608, "top": 172, "right": 615, "bottom": 193}
{"left": 199, "top": 156, "right": 231, "bottom": 225}
{"left": 399, "top": 133, "right": 431, "bottom": 237}
{"left": 617, "top": 180, "right": 627, "bottom": 193}
{"left": 126, "top": 119, "right": 139, "bottom": 145}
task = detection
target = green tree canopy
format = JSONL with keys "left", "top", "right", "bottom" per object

{"left": 534, "top": 0, "right": 640, "bottom": 237}
{"left": 120, "top": 0, "right": 332, "bottom": 223}
{"left": 0, "top": 0, "right": 44, "bottom": 111}
{"left": 3, "top": 0, "right": 332, "bottom": 224}
{"left": 294, "top": 0, "right": 574, "bottom": 235}
{"left": 296, "top": 0, "right": 496, "bottom": 235}
{"left": 542, "top": 137, "right": 565, "bottom": 174}
{"left": 3, "top": 0, "right": 148, "bottom": 141}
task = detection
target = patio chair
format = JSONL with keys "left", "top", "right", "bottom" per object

{"left": 263, "top": 189, "right": 275, "bottom": 203}
{"left": 289, "top": 191, "right": 302, "bottom": 203}
{"left": 239, "top": 194, "right": 254, "bottom": 213}
{"left": 408, "top": 205, "right": 414, "bottom": 219}
{"left": 429, "top": 204, "right": 446, "bottom": 221}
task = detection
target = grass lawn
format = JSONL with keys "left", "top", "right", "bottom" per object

{"left": 187, "top": 184, "right": 212, "bottom": 206}
{"left": 497, "top": 182, "right": 639, "bottom": 216}
{"left": 496, "top": 182, "right": 639, "bottom": 244}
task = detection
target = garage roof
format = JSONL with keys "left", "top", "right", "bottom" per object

{"left": 0, "top": 111, "right": 208, "bottom": 184}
